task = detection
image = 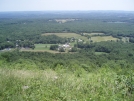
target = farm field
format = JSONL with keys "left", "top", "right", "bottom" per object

{"left": 20, "top": 44, "right": 60, "bottom": 53}
{"left": 21, "top": 49, "right": 60, "bottom": 53}
{"left": 42, "top": 33, "right": 89, "bottom": 41}
{"left": 91, "top": 36, "right": 118, "bottom": 42}
{"left": 20, "top": 35, "right": 119, "bottom": 53}
{"left": 95, "top": 52, "right": 108, "bottom": 55}
{"left": 34, "top": 44, "right": 53, "bottom": 51}
{"left": 34, "top": 44, "right": 76, "bottom": 53}
{"left": 20, "top": 35, "right": 120, "bottom": 53}
{"left": 20, "top": 44, "right": 72, "bottom": 53}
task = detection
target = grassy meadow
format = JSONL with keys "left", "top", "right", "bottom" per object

{"left": 95, "top": 52, "right": 108, "bottom": 55}
{"left": 0, "top": 67, "right": 133, "bottom": 101}
{"left": 20, "top": 44, "right": 74, "bottom": 53}
{"left": 42, "top": 33, "right": 89, "bottom": 41}
{"left": 34, "top": 44, "right": 53, "bottom": 51}
{"left": 42, "top": 33, "right": 119, "bottom": 43}
{"left": 21, "top": 44, "right": 60, "bottom": 53}
{"left": 34, "top": 44, "right": 73, "bottom": 53}
{"left": 91, "top": 36, "right": 118, "bottom": 42}
{"left": 20, "top": 35, "right": 120, "bottom": 53}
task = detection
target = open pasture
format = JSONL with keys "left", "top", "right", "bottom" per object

{"left": 21, "top": 44, "right": 60, "bottom": 53}
{"left": 34, "top": 44, "right": 62, "bottom": 53}
{"left": 34, "top": 44, "right": 52, "bottom": 51}
{"left": 95, "top": 52, "right": 108, "bottom": 55}
{"left": 42, "top": 33, "right": 89, "bottom": 41}
{"left": 21, "top": 44, "right": 75, "bottom": 53}
{"left": 91, "top": 36, "right": 118, "bottom": 42}
{"left": 21, "top": 49, "right": 60, "bottom": 53}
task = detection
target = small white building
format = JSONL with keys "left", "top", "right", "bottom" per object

{"left": 78, "top": 39, "right": 83, "bottom": 42}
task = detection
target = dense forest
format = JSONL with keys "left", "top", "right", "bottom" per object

{"left": 0, "top": 11, "right": 134, "bottom": 101}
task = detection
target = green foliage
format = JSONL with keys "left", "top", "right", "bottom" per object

{"left": 50, "top": 44, "right": 58, "bottom": 50}
{"left": 129, "top": 37, "right": 134, "bottom": 43}
{"left": 69, "top": 47, "right": 77, "bottom": 52}
{"left": 59, "top": 47, "right": 65, "bottom": 52}
{"left": 0, "top": 11, "right": 134, "bottom": 100}
{"left": 0, "top": 67, "right": 133, "bottom": 101}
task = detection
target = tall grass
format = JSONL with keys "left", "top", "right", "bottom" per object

{"left": 0, "top": 67, "right": 133, "bottom": 101}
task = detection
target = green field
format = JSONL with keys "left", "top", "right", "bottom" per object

{"left": 95, "top": 52, "right": 108, "bottom": 55}
{"left": 91, "top": 36, "right": 118, "bottom": 42}
{"left": 21, "top": 44, "right": 76, "bottom": 53}
{"left": 20, "top": 44, "right": 60, "bottom": 53}
{"left": 34, "top": 44, "right": 61, "bottom": 53}
{"left": 34, "top": 44, "right": 52, "bottom": 51}
{"left": 20, "top": 36, "right": 119, "bottom": 53}
{"left": 42, "top": 33, "right": 118, "bottom": 43}
{"left": 42, "top": 33, "right": 89, "bottom": 41}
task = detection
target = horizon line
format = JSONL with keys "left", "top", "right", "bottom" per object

{"left": 0, "top": 10, "right": 134, "bottom": 12}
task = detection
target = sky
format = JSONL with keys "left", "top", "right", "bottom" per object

{"left": 0, "top": 0, "right": 134, "bottom": 11}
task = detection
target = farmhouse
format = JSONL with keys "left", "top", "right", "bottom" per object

{"left": 62, "top": 44, "right": 70, "bottom": 48}
{"left": 78, "top": 39, "right": 83, "bottom": 42}
{"left": 58, "top": 43, "right": 71, "bottom": 51}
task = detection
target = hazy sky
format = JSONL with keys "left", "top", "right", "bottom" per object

{"left": 0, "top": 0, "right": 134, "bottom": 11}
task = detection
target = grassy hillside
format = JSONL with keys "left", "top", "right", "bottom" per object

{"left": 0, "top": 65, "right": 134, "bottom": 101}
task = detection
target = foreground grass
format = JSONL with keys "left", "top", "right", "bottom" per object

{"left": 0, "top": 67, "right": 133, "bottom": 101}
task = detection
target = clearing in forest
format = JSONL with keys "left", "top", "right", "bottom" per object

{"left": 34, "top": 44, "right": 53, "bottom": 51}
{"left": 20, "top": 44, "right": 60, "bottom": 53}
{"left": 91, "top": 36, "right": 118, "bottom": 42}
{"left": 42, "top": 33, "right": 89, "bottom": 41}
{"left": 95, "top": 52, "right": 108, "bottom": 55}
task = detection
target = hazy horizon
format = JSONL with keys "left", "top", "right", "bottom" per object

{"left": 0, "top": 0, "right": 134, "bottom": 12}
